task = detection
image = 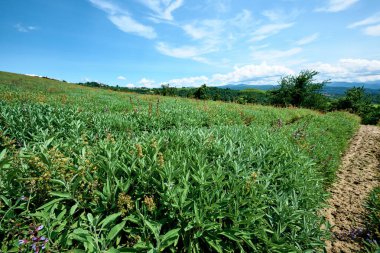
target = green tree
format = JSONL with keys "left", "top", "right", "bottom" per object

{"left": 193, "top": 84, "right": 209, "bottom": 100}
{"left": 334, "top": 87, "right": 371, "bottom": 113}
{"left": 333, "top": 87, "right": 380, "bottom": 124}
{"left": 160, "top": 84, "right": 176, "bottom": 96}
{"left": 270, "top": 70, "right": 328, "bottom": 110}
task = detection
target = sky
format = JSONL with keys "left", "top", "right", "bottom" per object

{"left": 0, "top": 0, "right": 380, "bottom": 88}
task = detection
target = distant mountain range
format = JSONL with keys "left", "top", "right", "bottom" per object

{"left": 218, "top": 82, "right": 380, "bottom": 96}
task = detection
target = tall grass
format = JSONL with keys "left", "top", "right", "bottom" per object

{"left": 0, "top": 71, "right": 359, "bottom": 252}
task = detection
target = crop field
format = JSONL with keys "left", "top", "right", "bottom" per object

{"left": 0, "top": 71, "right": 360, "bottom": 252}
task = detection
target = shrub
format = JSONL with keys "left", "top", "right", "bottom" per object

{"left": 269, "top": 70, "right": 329, "bottom": 110}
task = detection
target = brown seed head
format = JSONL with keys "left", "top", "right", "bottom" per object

{"left": 143, "top": 195, "right": 156, "bottom": 212}
{"left": 136, "top": 144, "right": 143, "bottom": 158}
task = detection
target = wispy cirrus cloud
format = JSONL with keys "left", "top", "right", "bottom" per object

{"left": 157, "top": 10, "right": 255, "bottom": 63}
{"left": 89, "top": 0, "right": 156, "bottom": 39}
{"left": 261, "top": 8, "right": 301, "bottom": 22}
{"left": 251, "top": 23, "right": 294, "bottom": 41}
{"left": 316, "top": 0, "right": 359, "bottom": 13}
{"left": 295, "top": 33, "right": 319, "bottom": 46}
{"left": 182, "top": 9, "right": 254, "bottom": 44}
{"left": 252, "top": 47, "right": 303, "bottom": 62}
{"left": 262, "top": 10, "right": 284, "bottom": 22}
{"left": 138, "top": 0, "right": 184, "bottom": 22}
{"left": 108, "top": 15, "right": 156, "bottom": 39}
{"left": 348, "top": 12, "right": 380, "bottom": 37}
{"left": 15, "top": 24, "right": 37, "bottom": 32}
{"left": 348, "top": 12, "right": 380, "bottom": 28}
{"left": 155, "top": 42, "right": 215, "bottom": 63}
{"left": 363, "top": 24, "right": 380, "bottom": 36}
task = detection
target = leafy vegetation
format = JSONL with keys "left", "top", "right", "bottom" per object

{"left": 363, "top": 187, "right": 380, "bottom": 252}
{"left": 79, "top": 71, "right": 379, "bottom": 125}
{"left": 269, "top": 70, "right": 329, "bottom": 110}
{"left": 332, "top": 87, "right": 380, "bottom": 125}
{"left": 0, "top": 71, "right": 360, "bottom": 252}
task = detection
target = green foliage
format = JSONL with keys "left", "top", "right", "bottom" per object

{"left": 270, "top": 70, "right": 329, "bottom": 110}
{"left": 193, "top": 84, "right": 209, "bottom": 100}
{"left": 332, "top": 87, "right": 380, "bottom": 125}
{"left": 0, "top": 71, "right": 360, "bottom": 252}
{"left": 363, "top": 187, "right": 380, "bottom": 251}
{"left": 337, "top": 87, "right": 372, "bottom": 112}
{"left": 159, "top": 84, "right": 176, "bottom": 96}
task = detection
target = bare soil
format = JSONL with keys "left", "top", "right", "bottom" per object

{"left": 324, "top": 125, "right": 380, "bottom": 252}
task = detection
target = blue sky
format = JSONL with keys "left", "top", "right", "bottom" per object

{"left": 1, "top": 0, "right": 380, "bottom": 87}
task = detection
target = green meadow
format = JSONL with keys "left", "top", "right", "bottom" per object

{"left": 0, "top": 71, "right": 359, "bottom": 252}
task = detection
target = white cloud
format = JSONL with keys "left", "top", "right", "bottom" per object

{"left": 316, "top": 0, "right": 359, "bottom": 13}
{"left": 252, "top": 47, "right": 302, "bottom": 62}
{"left": 211, "top": 63, "right": 294, "bottom": 85}
{"left": 117, "top": 76, "right": 126, "bottom": 80}
{"left": 168, "top": 75, "right": 209, "bottom": 87}
{"left": 182, "top": 10, "right": 254, "bottom": 46}
{"left": 213, "top": 1, "right": 230, "bottom": 13}
{"left": 262, "top": 10, "right": 283, "bottom": 22}
{"left": 181, "top": 19, "right": 224, "bottom": 54}
{"left": 89, "top": 0, "right": 156, "bottom": 39}
{"left": 295, "top": 33, "right": 319, "bottom": 45}
{"left": 139, "top": 78, "right": 155, "bottom": 87}
{"left": 340, "top": 59, "right": 380, "bottom": 72}
{"left": 307, "top": 58, "right": 380, "bottom": 82}
{"left": 262, "top": 8, "right": 301, "bottom": 22}
{"left": 164, "top": 63, "right": 294, "bottom": 87}
{"left": 251, "top": 23, "right": 294, "bottom": 41}
{"left": 162, "top": 10, "right": 255, "bottom": 62}
{"left": 158, "top": 58, "right": 380, "bottom": 88}
{"left": 139, "top": 0, "right": 183, "bottom": 21}
{"left": 348, "top": 12, "right": 380, "bottom": 28}
{"left": 15, "top": 24, "right": 37, "bottom": 32}
{"left": 88, "top": 0, "right": 122, "bottom": 14}
{"left": 348, "top": 12, "right": 380, "bottom": 37}
{"left": 155, "top": 42, "right": 214, "bottom": 62}
{"left": 182, "top": 24, "right": 211, "bottom": 40}
{"left": 109, "top": 15, "right": 156, "bottom": 39}
{"left": 363, "top": 24, "right": 380, "bottom": 36}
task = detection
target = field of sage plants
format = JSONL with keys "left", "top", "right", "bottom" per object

{"left": 0, "top": 71, "right": 359, "bottom": 252}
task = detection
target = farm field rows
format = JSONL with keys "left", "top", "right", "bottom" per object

{"left": 0, "top": 71, "right": 360, "bottom": 252}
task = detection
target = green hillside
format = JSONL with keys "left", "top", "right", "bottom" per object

{"left": 0, "top": 71, "right": 359, "bottom": 252}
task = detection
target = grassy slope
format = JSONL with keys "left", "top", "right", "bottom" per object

{"left": 0, "top": 71, "right": 359, "bottom": 252}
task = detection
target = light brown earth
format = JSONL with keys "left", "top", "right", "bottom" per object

{"left": 324, "top": 125, "right": 380, "bottom": 253}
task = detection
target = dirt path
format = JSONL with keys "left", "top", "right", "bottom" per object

{"left": 324, "top": 125, "right": 380, "bottom": 252}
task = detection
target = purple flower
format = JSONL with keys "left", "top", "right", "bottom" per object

{"left": 36, "top": 225, "right": 44, "bottom": 231}
{"left": 40, "top": 236, "right": 46, "bottom": 241}
{"left": 18, "top": 239, "right": 28, "bottom": 245}
{"left": 32, "top": 236, "right": 38, "bottom": 241}
{"left": 31, "top": 243, "right": 41, "bottom": 253}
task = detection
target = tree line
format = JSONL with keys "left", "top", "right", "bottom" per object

{"left": 78, "top": 70, "right": 380, "bottom": 125}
